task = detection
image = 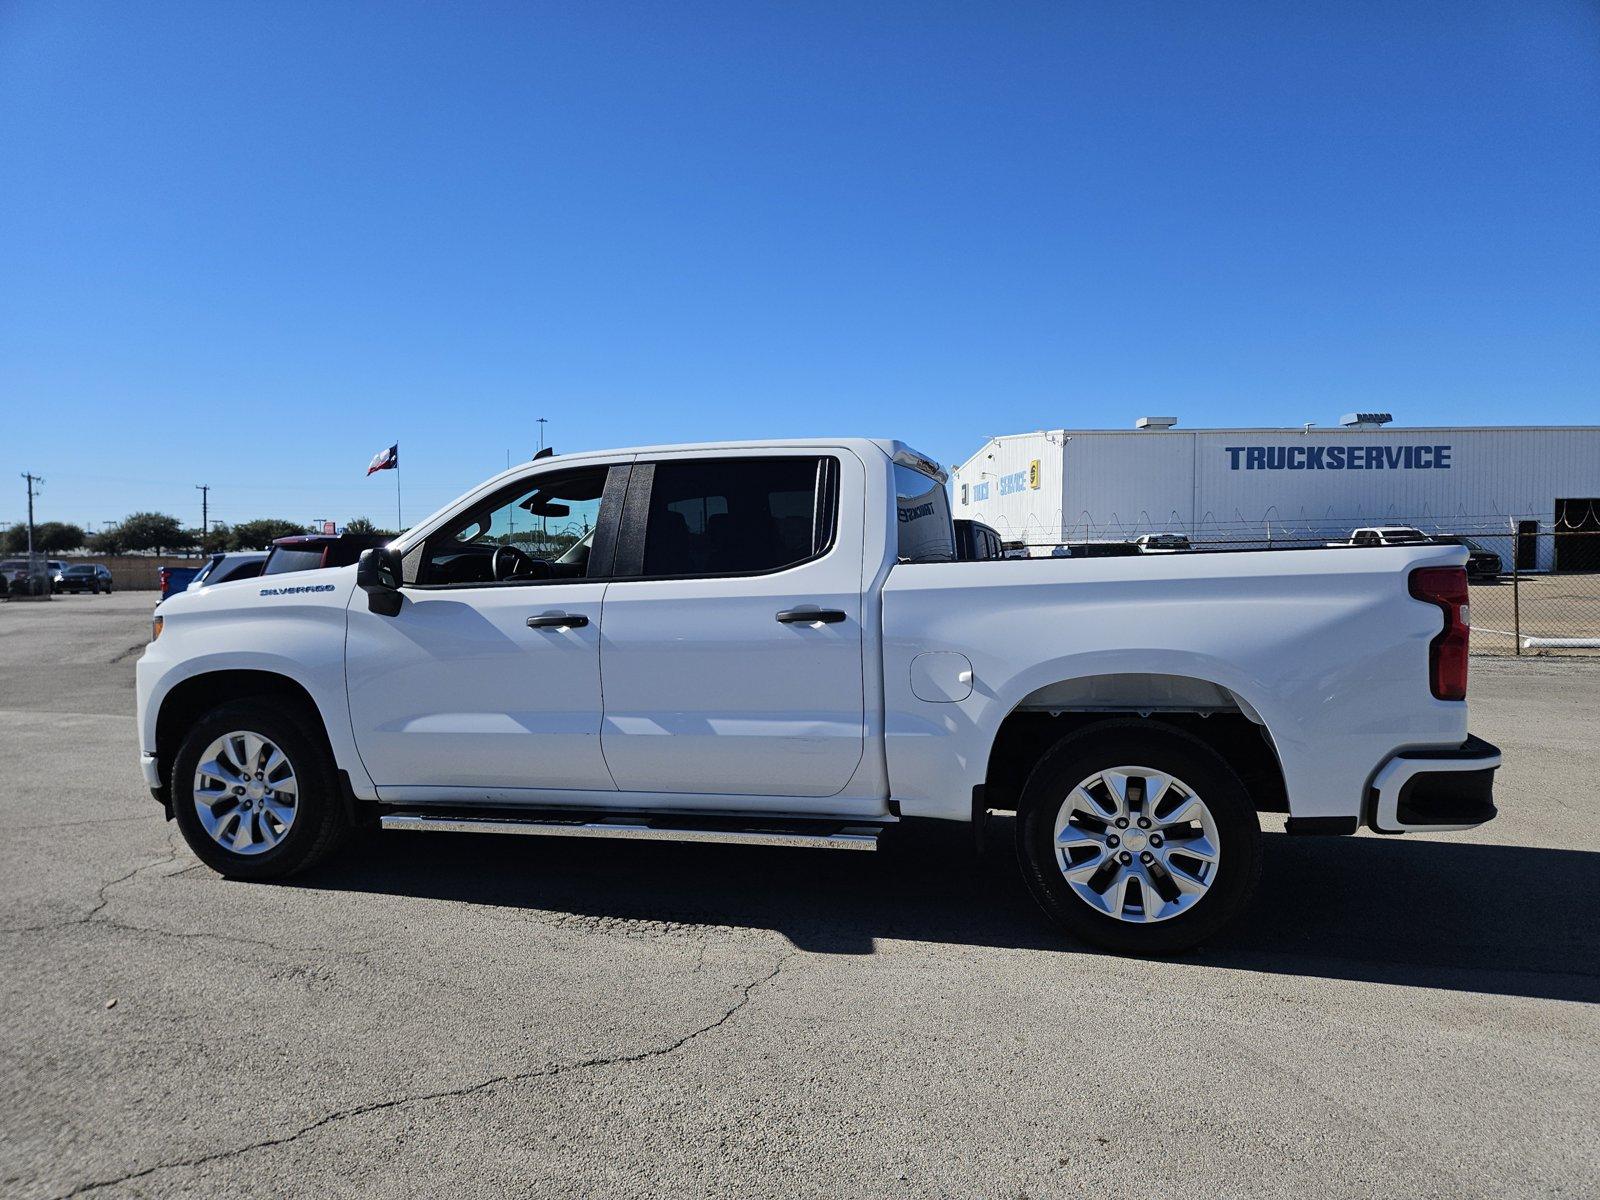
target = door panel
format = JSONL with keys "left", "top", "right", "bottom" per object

{"left": 599, "top": 451, "right": 867, "bottom": 799}
{"left": 346, "top": 583, "right": 612, "bottom": 790}
{"left": 344, "top": 460, "right": 625, "bottom": 794}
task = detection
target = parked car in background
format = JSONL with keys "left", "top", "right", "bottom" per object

{"left": 953, "top": 518, "right": 1004, "bottom": 561}
{"left": 1331, "top": 528, "right": 1501, "bottom": 580}
{"left": 262, "top": 533, "right": 391, "bottom": 576}
{"left": 1331, "top": 526, "right": 1431, "bottom": 548}
{"left": 1, "top": 558, "right": 55, "bottom": 596}
{"left": 58, "top": 564, "right": 114, "bottom": 593}
{"left": 188, "top": 551, "right": 268, "bottom": 590}
{"left": 159, "top": 566, "right": 202, "bottom": 601}
{"left": 1133, "top": 534, "right": 1192, "bottom": 553}
{"left": 1430, "top": 536, "right": 1503, "bottom": 581}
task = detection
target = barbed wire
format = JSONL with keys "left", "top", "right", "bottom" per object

{"left": 974, "top": 506, "right": 1595, "bottom": 543}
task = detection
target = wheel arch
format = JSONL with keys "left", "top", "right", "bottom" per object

{"left": 981, "top": 671, "right": 1289, "bottom": 817}
{"left": 155, "top": 670, "right": 337, "bottom": 794}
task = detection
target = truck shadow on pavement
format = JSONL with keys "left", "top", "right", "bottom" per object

{"left": 301, "top": 824, "right": 1599, "bottom": 1005}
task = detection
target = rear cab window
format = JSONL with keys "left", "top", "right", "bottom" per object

{"left": 894, "top": 463, "right": 954, "bottom": 563}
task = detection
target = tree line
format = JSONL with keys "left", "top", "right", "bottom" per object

{"left": 1, "top": 514, "right": 397, "bottom": 557}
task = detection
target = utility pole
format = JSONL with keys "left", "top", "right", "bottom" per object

{"left": 536, "top": 417, "right": 548, "bottom": 455}
{"left": 195, "top": 484, "right": 210, "bottom": 543}
{"left": 21, "top": 472, "right": 43, "bottom": 561}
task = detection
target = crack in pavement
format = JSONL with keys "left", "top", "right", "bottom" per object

{"left": 3, "top": 835, "right": 374, "bottom": 960}
{"left": 108, "top": 643, "right": 146, "bottom": 664}
{"left": 67, "top": 913, "right": 378, "bottom": 961}
{"left": 2, "top": 836, "right": 181, "bottom": 935}
{"left": 49, "top": 948, "right": 799, "bottom": 1199}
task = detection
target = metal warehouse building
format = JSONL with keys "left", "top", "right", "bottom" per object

{"left": 950, "top": 416, "right": 1600, "bottom": 572}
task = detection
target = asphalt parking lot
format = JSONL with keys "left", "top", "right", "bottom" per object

{"left": 2, "top": 593, "right": 1596, "bottom": 1199}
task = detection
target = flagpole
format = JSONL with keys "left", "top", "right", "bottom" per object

{"left": 395, "top": 442, "right": 402, "bottom": 531}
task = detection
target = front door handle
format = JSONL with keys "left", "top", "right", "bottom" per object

{"left": 526, "top": 612, "right": 588, "bottom": 629}
{"left": 776, "top": 608, "right": 847, "bottom": 624}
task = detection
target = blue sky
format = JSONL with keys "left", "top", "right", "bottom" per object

{"left": 3, "top": 1, "right": 1597, "bottom": 531}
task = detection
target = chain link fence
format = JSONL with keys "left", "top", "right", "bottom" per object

{"left": 994, "top": 528, "right": 1600, "bottom": 657}
{"left": 1462, "top": 531, "right": 1600, "bottom": 655}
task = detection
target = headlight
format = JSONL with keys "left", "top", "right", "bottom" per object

{"left": 151, "top": 615, "right": 163, "bottom": 642}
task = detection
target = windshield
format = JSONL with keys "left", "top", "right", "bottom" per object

{"left": 65, "top": 566, "right": 95, "bottom": 575}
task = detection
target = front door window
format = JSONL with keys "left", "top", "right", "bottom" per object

{"left": 417, "top": 466, "right": 610, "bottom": 586}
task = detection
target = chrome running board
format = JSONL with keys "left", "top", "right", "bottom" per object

{"left": 378, "top": 810, "right": 883, "bottom": 851}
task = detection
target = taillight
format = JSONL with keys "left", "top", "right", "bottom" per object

{"left": 1409, "top": 566, "right": 1469, "bottom": 701}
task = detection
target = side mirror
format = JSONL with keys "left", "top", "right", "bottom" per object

{"left": 357, "top": 547, "right": 403, "bottom": 616}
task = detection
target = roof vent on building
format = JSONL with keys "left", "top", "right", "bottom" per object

{"left": 1135, "top": 416, "right": 1178, "bottom": 430}
{"left": 1340, "top": 412, "right": 1393, "bottom": 429}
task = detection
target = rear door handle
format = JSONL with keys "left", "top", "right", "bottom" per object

{"left": 526, "top": 612, "right": 589, "bottom": 628}
{"left": 775, "top": 608, "right": 847, "bottom": 624}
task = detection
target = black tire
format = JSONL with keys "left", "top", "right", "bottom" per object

{"left": 1015, "top": 719, "right": 1262, "bottom": 955}
{"left": 171, "top": 699, "right": 350, "bottom": 880}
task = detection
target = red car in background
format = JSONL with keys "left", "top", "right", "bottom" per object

{"left": 263, "top": 533, "right": 392, "bottom": 576}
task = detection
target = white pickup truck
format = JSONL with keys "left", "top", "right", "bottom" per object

{"left": 136, "top": 439, "right": 1499, "bottom": 953}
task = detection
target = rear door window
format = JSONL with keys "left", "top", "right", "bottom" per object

{"left": 633, "top": 457, "right": 835, "bottom": 578}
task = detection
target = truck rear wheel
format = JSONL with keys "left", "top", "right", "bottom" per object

{"left": 170, "top": 700, "right": 350, "bottom": 880}
{"left": 1015, "top": 720, "right": 1261, "bottom": 955}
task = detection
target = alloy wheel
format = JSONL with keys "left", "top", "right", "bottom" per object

{"left": 1052, "top": 766, "right": 1221, "bottom": 923}
{"left": 192, "top": 731, "right": 299, "bottom": 855}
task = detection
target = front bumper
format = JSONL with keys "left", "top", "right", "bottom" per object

{"left": 140, "top": 752, "right": 172, "bottom": 817}
{"left": 1367, "top": 734, "right": 1500, "bottom": 834}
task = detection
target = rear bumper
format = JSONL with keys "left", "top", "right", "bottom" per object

{"left": 1367, "top": 734, "right": 1500, "bottom": 834}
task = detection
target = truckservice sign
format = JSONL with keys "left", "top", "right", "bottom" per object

{"left": 1225, "top": 444, "right": 1452, "bottom": 471}
{"left": 970, "top": 460, "right": 1042, "bottom": 501}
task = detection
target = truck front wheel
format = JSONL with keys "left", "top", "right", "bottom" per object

{"left": 170, "top": 699, "right": 350, "bottom": 880}
{"left": 1016, "top": 721, "right": 1261, "bottom": 955}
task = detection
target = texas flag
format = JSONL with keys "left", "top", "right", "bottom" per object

{"left": 366, "top": 443, "right": 398, "bottom": 475}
